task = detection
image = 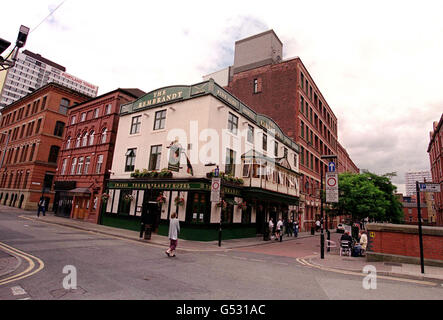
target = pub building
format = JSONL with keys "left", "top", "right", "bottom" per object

{"left": 104, "top": 79, "right": 300, "bottom": 240}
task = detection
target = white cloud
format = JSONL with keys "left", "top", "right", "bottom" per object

{"left": 2, "top": 0, "right": 442, "bottom": 184}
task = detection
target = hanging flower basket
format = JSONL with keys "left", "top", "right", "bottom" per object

{"left": 237, "top": 201, "right": 247, "bottom": 211}
{"left": 101, "top": 193, "right": 110, "bottom": 202}
{"left": 216, "top": 200, "right": 227, "bottom": 209}
{"left": 123, "top": 194, "right": 134, "bottom": 202}
{"left": 156, "top": 193, "right": 166, "bottom": 205}
{"left": 174, "top": 196, "right": 185, "bottom": 207}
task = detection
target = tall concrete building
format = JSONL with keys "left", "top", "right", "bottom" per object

{"left": 405, "top": 171, "right": 432, "bottom": 196}
{"left": 205, "top": 30, "right": 358, "bottom": 230}
{"left": 428, "top": 113, "right": 443, "bottom": 225}
{"left": 0, "top": 50, "right": 98, "bottom": 109}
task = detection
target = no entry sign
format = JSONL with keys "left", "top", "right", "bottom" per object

{"left": 326, "top": 172, "right": 338, "bottom": 203}
{"left": 211, "top": 178, "right": 221, "bottom": 202}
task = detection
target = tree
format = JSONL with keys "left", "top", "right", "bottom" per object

{"left": 326, "top": 171, "right": 403, "bottom": 223}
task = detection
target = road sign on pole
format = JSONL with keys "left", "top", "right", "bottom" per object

{"left": 328, "top": 162, "right": 336, "bottom": 172}
{"left": 326, "top": 172, "right": 338, "bottom": 203}
{"left": 419, "top": 183, "right": 441, "bottom": 193}
{"left": 211, "top": 178, "right": 221, "bottom": 203}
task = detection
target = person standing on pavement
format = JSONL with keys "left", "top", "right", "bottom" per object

{"left": 276, "top": 218, "right": 283, "bottom": 242}
{"left": 315, "top": 220, "right": 321, "bottom": 232}
{"left": 37, "top": 197, "right": 46, "bottom": 217}
{"left": 166, "top": 212, "right": 180, "bottom": 257}
{"left": 293, "top": 220, "right": 299, "bottom": 237}
{"left": 268, "top": 218, "right": 274, "bottom": 240}
{"left": 287, "top": 219, "right": 293, "bottom": 237}
{"left": 359, "top": 231, "right": 368, "bottom": 255}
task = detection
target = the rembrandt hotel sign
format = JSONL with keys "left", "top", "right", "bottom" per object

{"left": 135, "top": 87, "right": 189, "bottom": 110}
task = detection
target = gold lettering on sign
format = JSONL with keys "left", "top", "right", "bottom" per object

{"left": 139, "top": 90, "right": 184, "bottom": 109}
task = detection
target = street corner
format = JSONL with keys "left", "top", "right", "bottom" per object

{"left": 0, "top": 249, "right": 21, "bottom": 279}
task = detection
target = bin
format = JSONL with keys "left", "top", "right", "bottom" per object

{"left": 144, "top": 224, "right": 152, "bottom": 240}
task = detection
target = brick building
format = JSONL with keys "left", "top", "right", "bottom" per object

{"left": 337, "top": 141, "right": 359, "bottom": 174}
{"left": 0, "top": 83, "right": 90, "bottom": 211}
{"left": 206, "top": 30, "right": 358, "bottom": 230}
{"left": 53, "top": 88, "right": 144, "bottom": 223}
{"left": 428, "top": 113, "right": 443, "bottom": 226}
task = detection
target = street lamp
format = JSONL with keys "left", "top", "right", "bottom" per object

{"left": 320, "top": 154, "right": 338, "bottom": 259}
{"left": 0, "top": 25, "right": 30, "bottom": 71}
{"left": 206, "top": 163, "right": 223, "bottom": 247}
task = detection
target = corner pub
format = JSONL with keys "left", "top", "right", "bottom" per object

{"left": 103, "top": 79, "right": 301, "bottom": 241}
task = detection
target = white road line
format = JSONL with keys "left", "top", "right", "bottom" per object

{"left": 273, "top": 262, "right": 289, "bottom": 266}
{"left": 232, "top": 256, "right": 248, "bottom": 260}
{"left": 18, "top": 297, "right": 31, "bottom": 300}
{"left": 11, "top": 286, "right": 27, "bottom": 296}
{"left": 249, "top": 259, "right": 266, "bottom": 263}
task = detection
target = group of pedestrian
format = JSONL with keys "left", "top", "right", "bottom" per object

{"left": 340, "top": 229, "right": 368, "bottom": 257}
{"left": 268, "top": 217, "right": 299, "bottom": 241}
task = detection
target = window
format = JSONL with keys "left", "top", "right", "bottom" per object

{"left": 301, "top": 121, "right": 305, "bottom": 139}
{"left": 284, "top": 148, "right": 288, "bottom": 159}
{"left": 225, "top": 148, "right": 236, "bottom": 176}
{"left": 253, "top": 78, "right": 262, "bottom": 93}
{"left": 148, "top": 145, "right": 162, "bottom": 171}
{"left": 41, "top": 96, "right": 47, "bottom": 110}
{"left": 70, "top": 158, "right": 77, "bottom": 175}
{"left": 89, "top": 131, "right": 95, "bottom": 146}
{"left": 153, "top": 110, "right": 166, "bottom": 130}
{"left": 262, "top": 133, "right": 267, "bottom": 152}
{"left": 81, "top": 112, "right": 86, "bottom": 122}
{"left": 130, "top": 116, "right": 142, "bottom": 134}
{"left": 125, "top": 149, "right": 136, "bottom": 172}
{"left": 247, "top": 125, "right": 254, "bottom": 143}
{"left": 105, "top": 104, "right": 112, "bottom": 115}
{"left": 66, "top": 137, "right": 71, "bottom": 149}
{"left": 101, "top": 128, "right": 107, "bottom": 144}
{"left": 84, "top": 156, "right": 90, "bottom": 174}
{"left": 29, "top": 143, "right": 36, "bottom": 161}
{"left": 48, "top": 146, "right": 60, "bottom": 163}
{"left": 82, "top": 132, "right": 88, "bottom": 147}
{"left": 61, "top": 158, "right": 67, "bottom": 175}
{"left": 54, "top": 121, "right": 65, "bottom": 137}
{"left": 59, "top": 98, "right": 70, "bottom": 115}
{"left": 77, "top": 157, "right": 84, "bottom": 174}
{"left": 71, "top": 115, "right": 76, "bottom": 125}
{"left": 274, "top": 141, "right": 278, "bottom": 157}
{"left": 301, "top": 73, "right": 304, "bottom": 89}
{"left": 75, "top": 134, "right": 81, "bottom": 148}
{"left": 35, "top": 119, "right": 42, "bottom": 134}
{"left": 94, "top": 108, "right": 99, "bottom": 118}
{"left": 227, "top": 112, "right": 238, "bottom": 135}
{"left": 96, "top": 155, "right": 103, "bottom": 174}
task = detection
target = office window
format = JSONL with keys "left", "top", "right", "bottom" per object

{"left": 29, "top": 143, "right": 36, "bottom": 161}
{"left": 130, "top": 115, "right": 142, "bottom": 134}
{"left": 301, "top": 121, "right": 305, "bottom": 139}
{"left": 82, "top": 132, "right": 88, "bottom": 147}
{"left": 54, "top": 121, "right": 65, "bottom": 137}
{"left": 153, "top": 110, "right": 166, "bottom": 130}
{"left": 61, "top": 158, "right": 67, "bottom": 175}
{"left": 41, "top": 96, "right": 47, "bottom": 110}
{"left": 76, "top": 134, "right": 81, "bottom": 148}
{"left": 71, "top": 115, "right": 76, "bottom": 125}
{"left": 284, "top": 148, "right": 288, "bottom": 159}
{"left": 227, "top": 112, "right": 238, "bottom": 135}
{"left": 253, "top": 78, "right": 262, "bottom": 93}
{"left": 66, "top": 137, "right": 71, "bottom": 149}
{"left": 59, "top": 98, "right": 70, "bottom": 115}
{"left": 274, "top": 141, "right": 278, "bottom": 157}
{"left": 247, "top": 125, "right": 254, "bottom": 143}
{"left": 81, "top": 112, "right": 86, "bottom": 122}
{"left": 77, "top": 157, "right": 84, "bottom": 174}
{"left": 96, "top": 155, "right": 104, "bottom": 174}
{"left": 70, "top": 158, "right": 77, "bottom": 175}
{"left": 262, "top": 133, "right": 267, "bottom": 152}
{"left": 125, "top": 149, "right": 136, "bottom": 172}
{"left": 148, "top": 145, "right": 162, "bottom": 171}
{"left": 225, "top": 148, "right": 236, "bottom": 176}
{"left": 48, "top": 146, "right": 60, "bottom": 163}
{"left": 300, "top": 96, "right": 304, "bottom": 114}
{"left": 94, "top": 108, "right": 99, "bottom": 118}
{"left": 301, "top": 73, "right": 304, "bottom": 88}
{"left": 84, "top": 156, "right": 90, "bottom": 174}
{"left": 105, "top": 104, "right": 112, "bottom": 115}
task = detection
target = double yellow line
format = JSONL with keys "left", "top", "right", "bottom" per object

{"left": 296, "top": 257, "right": 438, "bottom": 287}
{"left": 0, "top": 242, "right": 45, "bottom": 286}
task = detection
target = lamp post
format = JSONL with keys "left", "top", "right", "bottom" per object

{"left": 320, "top": 155, "right": 338, "bottom": 259}
{"left": 206, "top": 163, "right": 223, "bottom": 247}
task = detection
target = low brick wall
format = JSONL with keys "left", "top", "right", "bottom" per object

{"left": 366, "top": 223, "right": 443, "bottom": 267}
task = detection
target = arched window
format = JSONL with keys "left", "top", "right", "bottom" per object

{"left": 89, "top": 131, "right": 95, "bottom": 146}
{"left": 101, "top": 128, "right": 107, "bottom": 144}
{"left": 66, "top": 136, "right": 71, "bottom": 149}
{"left": 82, "top": 132, "right": 88, "bottom": 147}
{"left": 75, "top": 134, "right": 81, "bottom": 148}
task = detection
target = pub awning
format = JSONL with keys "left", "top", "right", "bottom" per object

{"left": 242, "top": 187, "right": 299, "bottom": 205}
{"left": 66, "top": 188, "right": 91, "bottom": 195}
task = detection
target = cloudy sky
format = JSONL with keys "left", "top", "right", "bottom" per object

{"left": 2, "top": 0, "right": 442, "bottom": 193}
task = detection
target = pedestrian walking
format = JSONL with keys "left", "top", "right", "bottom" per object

{"left": 268, "top": 218, "right": 274, "bottom": 240}
{"left": 166, "top": 212, "right": 180, "bottom": 257}
{"left": 294, "top": 221, "right": 299, "bottom": 237}
{"left": 139, "top": 210, "right": 150, "bottom": 239}
{"left": 287, "top": 219, "right": 293, "bottom": 237}
{"left": 276, "top": 218, "right": 283, "bottom": 242}
{"left": 37, "top": 197, "right": 46, "bottom": 217}
{"left": 359, "top": 231, "right": 368, "bottom": 256}
{"left": 315, "top": 220, "right": 321, "bottom": 232}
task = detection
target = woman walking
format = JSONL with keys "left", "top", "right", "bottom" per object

{"left": 166, "top": 212, "right": 180, "bottom": 257}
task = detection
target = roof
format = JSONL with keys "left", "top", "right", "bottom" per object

{"left": 67, "top": 88, "right": 146, "bottom": 110}
{"left": 22, "top": 50, "right": 66, "bottom": 72}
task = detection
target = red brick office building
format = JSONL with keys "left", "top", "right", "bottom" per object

{"left": 0, "top": 83, "right": 90, "bottom": 210}
{"left": 53, "top": 88, "right": 144, "bottom": 223}
{"left": 428, "top": 113, "right": 443, "bottom": 226}
{"left": 215, "top": 30, "right": 357, "bottom": 230}
{"left": 337, "top": 142, "right": 359, "bottom": 174}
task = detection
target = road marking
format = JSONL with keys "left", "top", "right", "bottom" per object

{"left": 215, "top": 254, "right": 227, "bottom": 257}
{"left": 0, "top": 242, "right": 45, "bottom": 286}
{"left": 11, "top": 286, "right": 27, "bottom": 296}
{"left": 232, "top": 256, "right": 248, "bottom": 260}
{"left": 18, "top": 297, "right": 31, "bottom": 300}
{"left": 299, "top": 258, "right": 438, "bottom": 287}
{"left": 249, "top": 259, "right": 266, "bottom": 263}
{"left": 273, "top": 262, "right": 289, "bottom": 266}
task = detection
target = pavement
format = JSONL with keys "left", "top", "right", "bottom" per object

{"left": 0, "top": 250, "right": 21, "bottom": 278}
{"left": 2, "top": 205, "right": 443, "bottom": 284}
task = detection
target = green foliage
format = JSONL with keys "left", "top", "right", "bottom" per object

{"left": 327, "top": 171, "right": 403, "bottom": 223}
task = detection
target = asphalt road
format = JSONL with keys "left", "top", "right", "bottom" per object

{"left": 0, "top": 209, "right": 442, "bottom": 300}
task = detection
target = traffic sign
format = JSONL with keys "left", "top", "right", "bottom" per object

{"left": 328, "top": 162, "right": 336, "bottom": 172}
{"left": 326, "top": 172, "right": 339, "bottom": 203}
{"left": 214, "top": 167, "right": 220, "bottom": 177}
{"left": 419, "top": 183, "right": 441, "bottom": 193}
{"left": 211, "top": 178, "right": 221, "bottom": 202}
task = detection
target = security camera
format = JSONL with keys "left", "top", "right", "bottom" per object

{"left": 16, "top": 25, "right": 30, "bottom": 48}
{"left": 0, "top": 38, "right": 11, "bottom": 55}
